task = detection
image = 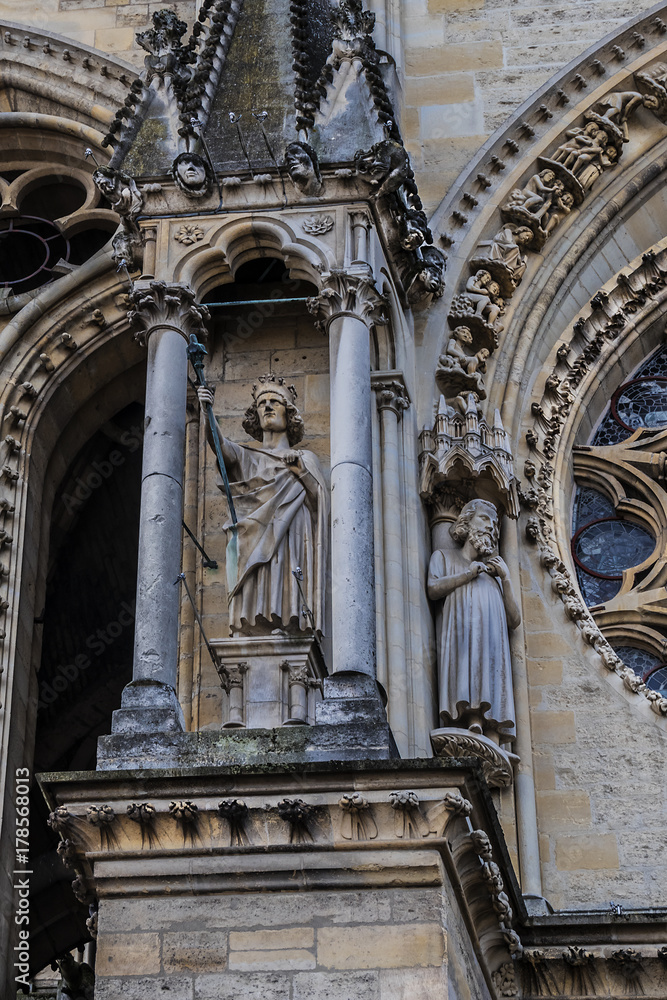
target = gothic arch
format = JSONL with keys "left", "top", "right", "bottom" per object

{"left": 0, "top": 19, "right": 137, "bottom": 133}
{"left": 172, "top": 214, "right": 336, "bottom": 295}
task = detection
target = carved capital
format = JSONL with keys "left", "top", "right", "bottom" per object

{"left": 128, "top": 281, "right": 210, "bottom": 346}
{"left": 373, "top": 377, "right": 410, "bottom": 418}
{"left": 221, "top": 661, "right": 248, "bottom": 695}
{"left": 282, "top": 662, "right": 310, "bottom": 688}
{"left": 306, "top": 270, "right": 387, "bottom": 333}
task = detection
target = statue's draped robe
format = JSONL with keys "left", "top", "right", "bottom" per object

{"left": 219, "top": 441, "right": 328, "bottom": 635}
{"left": 428, "top": 547, "right": 515, "bottom": 740}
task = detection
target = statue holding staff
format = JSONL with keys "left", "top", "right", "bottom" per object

{"left": 197, "top": 375, "right": 328, "bottom": 637}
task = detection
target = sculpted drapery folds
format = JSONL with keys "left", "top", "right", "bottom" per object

{"left": 198, "top": 376, "right": 328, "bottom": 637}
{"left": 427, "top": 499, "right": 520, "bottom": 742}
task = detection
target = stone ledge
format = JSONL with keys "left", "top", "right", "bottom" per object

{"left": 96, "top": 721, "right": 399, "bottom": 771}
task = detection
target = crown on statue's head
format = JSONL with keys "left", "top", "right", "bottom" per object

{"left": 252, "top": 374, "right": 298, "bottom": 405}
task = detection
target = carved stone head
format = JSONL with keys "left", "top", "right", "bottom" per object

{"left": 450, "top": 498, "right": 500, "bottom": 556}
{"left": 284, "top": 141, "right": 323, "bottom": 197}
{"left": 419, "top": 246, "right": 446, "bottom": 296}
{"left": 172, "top": 152, "right": 213, "bottom": 198}
{"left": 243, "top": 375, "right": 305, "bottom": 446}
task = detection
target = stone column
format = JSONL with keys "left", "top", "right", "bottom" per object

{"left": 112, "top": 281, "right": 209, "bottom": 734}
{"left": 373, "top": 377, "right": 410, "bottom": 755}
{"left": 308, "top": 271, "right": 387, "bottom": 686}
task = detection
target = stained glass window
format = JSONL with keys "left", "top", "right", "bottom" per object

{"left": 613, "top": 646, "right": 667, "bottom": 694}
{"left": 571, "top": 487, "right": 655, "bottom": 607}
{"left": 593, "top": 343, "right": 667, "bottom": 445}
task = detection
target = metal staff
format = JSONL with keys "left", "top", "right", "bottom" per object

{"left": 187, "top": 335, "right": 239, "bottom": 589}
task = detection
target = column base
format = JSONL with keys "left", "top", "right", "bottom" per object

{"left": 111, "top": 680, "right": 185, "bottom": 735}
{"left": 315, "top": 670, "right": 387, "bottom": 726}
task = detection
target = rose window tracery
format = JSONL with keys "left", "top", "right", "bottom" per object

{"left": 0, "top": 163, "right": 118, "bottom": 302}
{"left": 572, "top": 488, "right": 656, "bottom": 606}
{"left": 571, "top": 344, "right": 667, "bottom": 682}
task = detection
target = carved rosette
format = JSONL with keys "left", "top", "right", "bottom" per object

{"left": 127, "top": 280, "right": 210, "bottom": 346}
{"left": 306, "top": 270, "right": 388, "bottom": 333}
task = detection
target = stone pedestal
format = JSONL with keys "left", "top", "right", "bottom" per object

{"left": 39, "top": 760, "right": 524, "bottom": 1000}
{"left": 212, "top": 635, "right": 326, "bottom": 729}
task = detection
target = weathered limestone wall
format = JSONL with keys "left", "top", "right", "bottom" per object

{"left": 400, "top": 0, "right": 659, "bottom": 211}
{"left": 94, "top": 887, "right": 456, "bottom": 999}
{"left": 0, "top": 0, "right": 195, "bottom": 61}
{"left": 522, "top": 548, "right": 667, "bottom": 911}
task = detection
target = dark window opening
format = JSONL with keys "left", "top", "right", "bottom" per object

{"left": 203, "top": 257, "right": 317, "bottom": 306}
{"left": 20, "top": 179, "right": 87, "bottom": 222}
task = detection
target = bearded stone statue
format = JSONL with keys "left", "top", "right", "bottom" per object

{"left": 198, "top": 376, "right": 328, "bottom": 637}
{"left": 427, "top": 499, "right": 520, "bottom": 742}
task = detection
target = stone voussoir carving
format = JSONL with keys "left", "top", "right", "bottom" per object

{"left": 441, "top": 81, "right": 666, "bottom": 404}
{"left": 448, "top": 269, "right": 505, "bottom": 350}
{"left": 469, "top": 224, "right": 532, "bottom": 297}
{"left": 523, "top": 245, "right": 667, "bottom": 719}
{"left": 436, "top": 325, "right": 489, "bottom": 401}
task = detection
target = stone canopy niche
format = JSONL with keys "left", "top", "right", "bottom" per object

{"left": 197, "top": 258, "right": 330, "bottom": 731}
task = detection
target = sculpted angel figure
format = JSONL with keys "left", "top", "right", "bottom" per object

{"left": 427, "top": 499, "right": 520, "bottom": 741}
{"left": 464, "top": 270, "right": 505, "bottom": 329}
{"left": 505, "top": 168, "right": 561, "bottom": 220}
{"left": 197, "top": 376, "right": 328, "bottom": 636}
